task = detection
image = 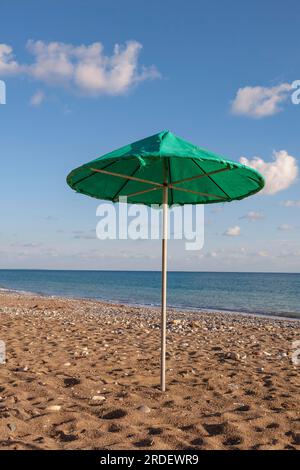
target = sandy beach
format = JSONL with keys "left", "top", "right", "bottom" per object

{"left": 0, "top": 290, "right": 299, "bottom": 450}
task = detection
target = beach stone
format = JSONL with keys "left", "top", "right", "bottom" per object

{"left": 91, "top": 395, "right": 106, "bottom": 402}
{"left": 15, "top": 366, "right": 29, "bottom": 372}
{"left": 7, "top": 423, "right": 16, "bottom": 432}
{"left": 225, "top": 352, "right": 240, "bottom": 361}
{"left": 137, "top": 405, "right": 151, "bottom": 413}
{"left": 170, "top": 319, "right": 182, "bottom": 325}
{"left": 277, "top": 352, "right": 287, "bottom": 358}
{"left": 46, "top": 405, "right": 62, "bottom": 412}
{"left": 102, "top": 378, "right": 114, "bottom": 384}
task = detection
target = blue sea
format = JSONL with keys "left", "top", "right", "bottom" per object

{"left": 0, "top": 270, "right": 299, "bottom": 320}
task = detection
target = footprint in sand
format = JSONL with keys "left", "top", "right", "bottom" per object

{"left": 223, "top": 436, "right": 243, "bottom": 446}
{"left": 234, "top": 404, "right": 250, "bottom": 412}
{"left": 148, "top": 427, "right": 163, "bottom": 436}
{"left": 204, "top": 423, "right": 226, "bottom": 436}
{"left": 190, "top": 437, "right": 204, "bottom": 447}
{"left": 108, "top": 423, "right": 123, "bottom": 433}
{"left": 134, "top": 438, "right": 154, "bottom": 448}
{"left": 102, "top": 409, "right": 127, "bottom": 420}
{"left": 63, "top": 378, "right": 81, "bottom": 387}
{"left": 53, "top": 430, "right": 78, "bottom": 442}
{"left": 266, "top": 422, "right": 280, "bottom": 429}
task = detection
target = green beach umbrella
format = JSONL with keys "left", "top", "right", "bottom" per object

{"left": 67, "top": 130, "right": 265, "bottom": 391}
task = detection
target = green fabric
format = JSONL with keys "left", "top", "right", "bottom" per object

{"left": 66, "top": 130, "right": 265, "bottom": 206}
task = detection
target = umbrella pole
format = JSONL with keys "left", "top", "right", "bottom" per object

{"left": 161, "top": 183, "right": 168, "bottom": 392}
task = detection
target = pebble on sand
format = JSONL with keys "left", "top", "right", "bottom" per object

{"left": 91, "top": 395, "right": 106, "bottom": 402}
{"left": 137, "top": 405, "right": 151, "bottom": 413}
{"left": 46, "top": 405, "right": 62, "bottom": 412}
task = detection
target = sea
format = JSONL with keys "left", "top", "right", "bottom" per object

{"left": 0, "top": 270, "right": 299, "bottom": 320}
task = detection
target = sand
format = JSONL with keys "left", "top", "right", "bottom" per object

{"left": 0, "top": 290, "right": 299, "bottom": 450}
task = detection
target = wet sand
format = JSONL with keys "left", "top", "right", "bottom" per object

{"left": 0, "top": 291, "right": 299, "bottom": 450}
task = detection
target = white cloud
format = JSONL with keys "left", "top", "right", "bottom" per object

{"left": 283, "top": 200, "right": 300, "bottom": 207}
{"left": 231, "top": 83, "right": 292, "bottom": 118}
{"left": 257, "top": 250, "right": 269, "bottom": 257}
{"left": 278, "top": 249, "right": 300, "bottom": 258}
{"left": 240, "top": 150, "right": 298, "bottom": 195}
{"left": 0, "top": 40, "right": 160, "bottom": 96}
{"left": 0, "top": 44, "right": 21, "bottom": 74}
{"left": 30, "top": 90, "right": 45, "bottom": 106}
{"left": 239, "top": 211, "right": 265, "bottom": 222}
{"left": 10, "top": 242, "right": 42, "bottom": 248}
{"left": 223, "top": 225, "right": 241, "bottom": 236}
{"left": 277, "top": 224, "right": 295, "bottom": 231}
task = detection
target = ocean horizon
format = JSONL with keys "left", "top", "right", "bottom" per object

{"left": 0, "top": 269, "right": 299, "bottom": 320}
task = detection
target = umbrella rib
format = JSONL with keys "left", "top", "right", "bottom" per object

{"left": 121, "top": 186, "right": 162, "bottom": 199}
{"left": 169, "top": 184, "right": 226, "bottom": 200}
{"left": 73, "top": 160, "right": 117, "bottom": 186}
{"left": 192, "top": 159, "right": 231, "bottom": 199}
{"left": 171, "top": 166, "right": 230, "bottom": 186}
{"left": 112, "top": 164, "right": 141, "bottom": 202}
{"left": 90, "top": 167, "right": 163, "bottom": 187}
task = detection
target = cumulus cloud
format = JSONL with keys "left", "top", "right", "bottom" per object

{"left": 0, "top": 40, "right": 160, "bottom": 96}
{"left": 0, "top": 44, "right": 21, "bottom": 74}
{"left": 223, "top": 225, "right": 241, "bottom": 236}
{"left": 30, "top": 90, "right": 45, "bottom": 106}
{"left": 231, "top": 83, "right": 292, "bottom": 118}
{"left": 277, "top": 224, "right": 295, "bottom": 231}
{"left": 283, "top": 200, "right": 300, "bottom": 207}
{"left": 239, "top": 211, "right": 265, "bottom": 222}
{"left": 240, "top": 150, "right": 298, "bottom": 195}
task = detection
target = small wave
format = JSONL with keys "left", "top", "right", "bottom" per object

{"left": 0, "top": 286, "right": 38, "bottom": 296}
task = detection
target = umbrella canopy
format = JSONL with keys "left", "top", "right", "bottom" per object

{"left": 67, "top": 130, "right": 265, "bottom": 392}
{"left": 67, "top": 130, "right": 264, "bottom": 206}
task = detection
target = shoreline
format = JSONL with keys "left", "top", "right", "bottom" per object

{"left": 1, "top": 286, "right": 299, "bottom": 323}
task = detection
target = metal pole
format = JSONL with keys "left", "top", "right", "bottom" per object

{"left": 161, "top": 182, "right": 168, "bottom": 392}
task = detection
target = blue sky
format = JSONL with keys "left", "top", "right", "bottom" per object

{"left": 0, "top": 0, "right": 300, "bottom": 272}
